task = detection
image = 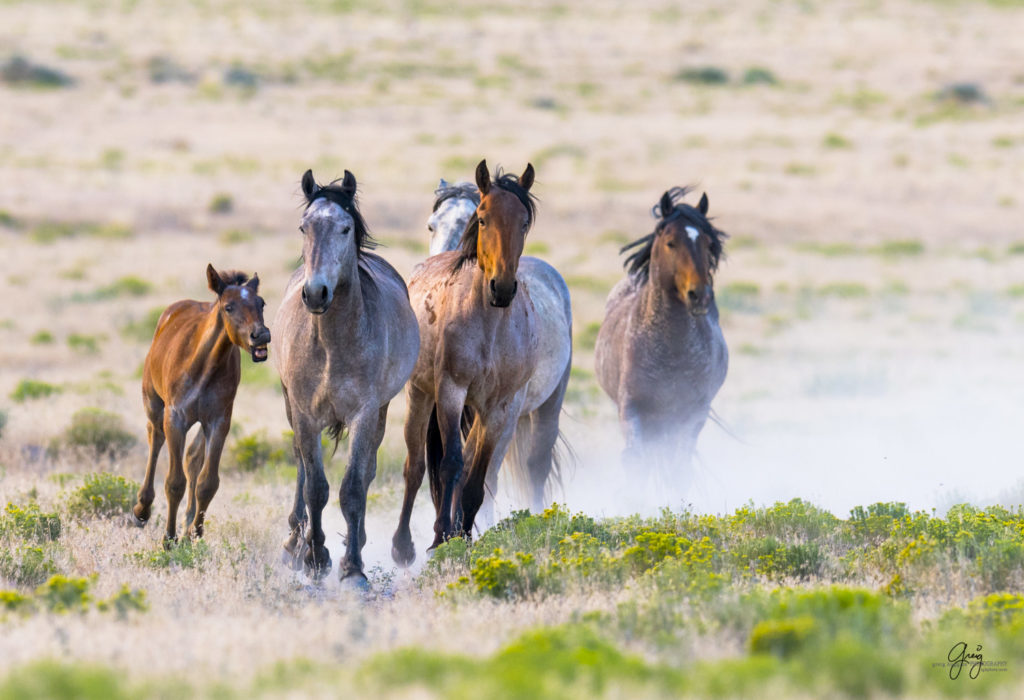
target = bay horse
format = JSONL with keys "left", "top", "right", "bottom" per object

{"left": 132, "top": 265, "right": 270, "bottom": 543}
{"left": 275, "top": 169, "right": 419, "bottom": 582}
{"left": 594, "top": 187, "right": 728, "bottom": 499}
{"left": 391, "top": 160, "right": 568, "bottom": 566}
{"left": 416, "top": 177, "right": 572, "bottom": 525}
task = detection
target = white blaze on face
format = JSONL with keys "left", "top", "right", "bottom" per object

{"left": 240, "top": 288, "right": 252, "bottom": 300}
{"left": 686, "top": 226, "right": 700, "bottom": 243}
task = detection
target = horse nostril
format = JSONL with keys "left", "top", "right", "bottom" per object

{"left": 301, "top": 288, "right": 308, "bottom": 304}
{"left": 319, "top": 286, "right": 328, "bottom": 303}
{"left": 512, "top": 281, "right": 518, "bottom": 295}
{"left": 687, "top": 290, "right": 699, "bottom": 302}
{"left": 490, "top": 279, "right": 497, "bottom": 294}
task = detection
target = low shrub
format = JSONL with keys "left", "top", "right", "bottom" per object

{"left": 55, "top": 408, "right": 136, "bottom": 459}
{"left": 0, "top": 503, "right": 62, "bottom": 542}
{"left": 10, "top": 379, "right": 61, "bottom": 402}
{"left": 66, "top": 473, "right": 139, "bottom": 519}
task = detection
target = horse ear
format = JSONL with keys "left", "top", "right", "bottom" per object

{"left": 520, "top": 163, "right": 535, "bottom": 191}
{"left": 301, "top": 169, "right": 318, "bottom": 201}
{"left": 698, "top": 192, "right": 709, "bottom": 215}
{"left": 246, "top": 273, "right": 259, "bottom": 292}
{"left": 475, "top": 159, "right": 490, "bottom": 195}
{"left": 659, "top": 191, "right": 673, "bottom": 218}
{"left": 438, "top": 177, "right": 449, "bottom": 189}
{"left": 207, "top": 264, "right": 225, "bottom": 296}
{"left": 341, "top": 170, "right": 357, "bottom": 196}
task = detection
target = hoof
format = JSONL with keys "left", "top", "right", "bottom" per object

{"left": 123, "top": 512, "right": 147, "bottom": 528}
{"left": 340, "top": 570, "right": 370, "bottom": 592}
{"left": 303, "top": 545, "right": 332, "bottom": 579}
{"left": 162, "top": 535, "right": 178, "bottom": 551}
{"left": 391, "top": 534, "right": 416, "bottom": 568}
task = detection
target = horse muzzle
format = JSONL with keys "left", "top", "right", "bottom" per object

{"left": 489, "top": 279, "right": 518, "bottom": 308}
{"left": 301, "top": 282, "right": 332, "bottom": 315}
{"left": 250, "top": 329, "right": 271, "bottom": 362}
{"left": 686, "top": 285, "right": 712, "bottom": 316}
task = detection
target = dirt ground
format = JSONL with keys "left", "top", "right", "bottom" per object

{"left": 2, "top": 0, "right": 1024, "bottom": 690}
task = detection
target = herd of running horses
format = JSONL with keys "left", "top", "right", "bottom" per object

{"left": 128, "top": 159, "right": 730, "bottom": 583}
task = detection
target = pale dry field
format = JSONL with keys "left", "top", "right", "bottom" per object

{"left": 2, "top": 0, "right": 1024, "bottom": 694}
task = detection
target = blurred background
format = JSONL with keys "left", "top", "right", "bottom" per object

{"left": 1, "top": 0, "right": 1023, "bottom": 525}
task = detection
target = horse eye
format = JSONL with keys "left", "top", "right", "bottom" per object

{"left": 225, "top": 304, "right": 235, "bottom": 313}
{"left": 478, "top": 218, "right": 486, "bottom": 227}
{"left": 427, "top": 223, "right": 434, "bottom": 232}
{"left": 666, "top": 240, "right": 676, "bottom": 249}
{"left": 342, "top": 226, "right": 351, "bottom": 235}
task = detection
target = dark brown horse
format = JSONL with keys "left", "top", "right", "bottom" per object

{"left": 595, "top": 187, "right": 728, "bottom": 498}
{"left": 132, "top": 265, "right": 270, "bottom": 543}
{"left": 392, "top": 160, "right": 542, "bottom": 563}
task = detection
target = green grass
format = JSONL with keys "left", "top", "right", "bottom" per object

{"left": 29, "top": 330, "right": 54, "bottom": 345}
{"left": 10, "top": 379, "right": 61, "bottom": 402}
{"left": 74, "top": 276, "right": 152, "bottom": 302}
{"left": 65, "top": 473, "right": 139, "bottom": 519}
{"left": 673, "top": 66, "right": 729, "bottom": 85}
{"left": 869, "top": 239, "right": 925, "bottom": 258}
{"left": 822, "top": 132, "right": 852, "bottom": 149}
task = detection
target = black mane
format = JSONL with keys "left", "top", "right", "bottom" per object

{"left": 453, "top": 169, "right": 537, "bottom": 272}
{"left": 305, "top": 179, "right": 377, "bottom": 254}
{"left": 217, "top": 270, "right": 250, "bottom": 287}
{"left": 432, "top": 181, "right": 480, "bottom": 212}
{"left": 621, "top": 186, "right": 727, "bottom": 282}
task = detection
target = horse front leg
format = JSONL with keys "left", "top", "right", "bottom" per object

{"left": 392, "top": 385, "right": 432, "bottom": 567}
{"left": 161, "top": 410, "right": 188, "bottom": 545}
{"left": 295, "top": 416, "right": 331, "bottom": 578}
{"left": 460, "top": 398, "right": 521, "bottom": 537}
{"left": 132, "top": 399, "right": 164, "bottom": 526}
{"left": 432, "top": 379, "right": 468, "bottom": 548}
{"left": 282, "top": 430, "right": 308, "bottom": 570}
{"left": 182, "top": 428, "right": 206, "bottom": 535}
{"left": 186, "top": 417, "right": 229, "bottom": 540}
{"left": 338, "top": 404, "right": 388, "bottom": 582}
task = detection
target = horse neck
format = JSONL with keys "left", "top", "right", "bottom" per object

{"left": 191, "top": 306, "right": 238, "bottom": 374}
{"left": 468, "top": 264, "right": 514, "bottom": 332}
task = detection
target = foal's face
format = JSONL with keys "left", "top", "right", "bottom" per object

{"left": 656, "top": 218, "right": 714, "bottom": 315}
{"left": 207, "top": 265, "right": 271, "bottom": 361}
{"left": 427, "top": 195, "right": 476, "bottom": 256}
{"left": 299, "top": 198, "right": 357, "bottom": 314}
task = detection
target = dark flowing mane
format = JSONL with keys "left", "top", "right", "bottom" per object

{"left": 453, "top": 169, "right": 537, "bottom": 272}
{"left": 305, "top": 180, "right": 377, "bottom": 254}
{"left": 432, "top": 181, "right": 480, "bottom": 212}
{"left": 621, "top": 186, "right": 727, "bottom": 282}
{"left": 217, "top": 270, "right": 250, "bottom": 287}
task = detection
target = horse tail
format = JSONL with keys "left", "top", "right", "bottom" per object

{"left": 324, "top": 422, "right": 347, "bottom": 459}
{"left": 504, "top": 412, "right": 576, "bottom": 512}
{"left": 708, "top": 408, "right": 747, "bottom": 445}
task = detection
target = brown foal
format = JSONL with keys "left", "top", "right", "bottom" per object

{"left": 132, "top": 264, "right": 271, "bottom": 543}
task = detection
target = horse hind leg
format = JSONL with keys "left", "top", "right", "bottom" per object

{"left": 161, "top": 411, "right": 188, "bottom": 545}
{"left": 182, "top": 428, "right": 206, "bottom": 535}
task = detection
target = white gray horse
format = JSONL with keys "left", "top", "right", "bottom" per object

{"left": 275, "top": 169, "right": 419, "bottom": 582}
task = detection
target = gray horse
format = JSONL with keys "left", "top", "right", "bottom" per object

{"left": 595, "top": 187, "right": 728, "bottom": 498}
{"left": 419, "top": 178, "right": 573, "bottom": 523}
{"left": 391, "top": 161, "right": 571, "bottom": 566}
{"left": 275, "top": 169, "right": 419, "bottom": 581}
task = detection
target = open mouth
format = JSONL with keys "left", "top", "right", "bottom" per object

{"left": 251, "top": 345, "right": 269, "bottom": 362}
